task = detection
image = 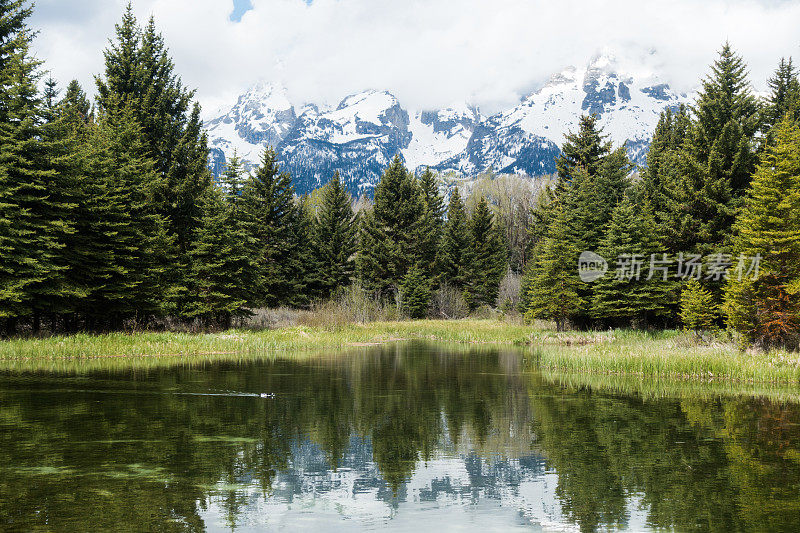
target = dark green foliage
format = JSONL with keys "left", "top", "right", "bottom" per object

{"left": 315, "top": 173, "right": 357, "bottom": 298}
{"left": 591, "top": 196, "right": 676, "bottom": 327}
{"left": 241, "top": 148, "right": 300, "bottom": 308}
{"left": 95, "top": 5, "right": 212, "bottom": 316}
{"left": 357, "top": 156, "right": 425, "bottom": 297}
{"left": 555, "top": 114, "right": 612, "bottom": 187}
{"left": 524, "top": 202, "right": 584, "bottom": 331}
{"left": 401, "top": 264, "right": 432, "bottom": 319}
{"left": 184, "top": 185, "right": 248, "bottom": 326}
{"left": 291, "top": 195, "right": 324, "bottom": 307}
{"left": 86, "top": 103, "right": 173, "bottom": 327}
{"left": 673, "top": 43, "right": 761, "bottom": 255}
{"left": 764, "top": 57, "right": 800, "bottom": 135}
{"left": 565, "top": 147, "right": 632, "bottom": 253}
{"left": 636, "top": 106, "right": 691, "bottom": 252}
{"left": 724, "top": 118, "right": 800, "bottom": 349}
{"left": 0, "top": 0, "right": 70, "bottom": 329}
{"left": 439, "top": 188, "right": 472, "bottom": 290}
{"left": 466, "top": 197, "right": 507, "bottom": 308}
{"left": 418, "top": 168, "right": 445, "bottom": 280}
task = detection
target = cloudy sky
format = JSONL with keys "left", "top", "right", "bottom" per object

{"left": 30, "top": 0, "right": 800, "bottom": 115}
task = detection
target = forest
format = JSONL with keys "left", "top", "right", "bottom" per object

{"left": 2, "top": 1, "right": 800, "bottom": 350}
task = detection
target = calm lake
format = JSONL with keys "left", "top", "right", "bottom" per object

{"left": 1, "top": 342, "right": 800, "bottom": 532}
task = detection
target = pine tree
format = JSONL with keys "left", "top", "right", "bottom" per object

{"left": 524, "top": 202, "right": 584, "bottom": 331}
{"left": 564, "top": 147, "right": 632, "bottom": 253}
{"left": 291, "top": 195, "right": 324, "bottom": 306}
{"left": 674, "top": 43, "right": 761, "bottom": 255}
{"left": 439, "top": 188, "right": 472, "bottom": 290}
{"left": 85, "top": 100, "right": 173, "bottom": 328}
{"left": 724, "top": 117, "right": 800, "bottom": 349}
{"left": 184, "top": 185, "right": 248, "bottom": 327}
{"left": 555, "top": 114, "right": 612, "bottom": 188}
{"left": 680, "top": 279, "right": 719, "bottom": 333}
{"left": 0, "top": 0, "right": 68, "bottom": 332}
{"left": 636, "top": 106, "right": 691, "bottom": 252}
{"left": 222, "top": 151, "right": 246, "bottom": 200}
{"left": 357, "top": 156, "right": 425, "bottom": 297}
{"left": 400, "top": 264, "right": 432, "bottom": 319}
{"left": 241, "top": 148, "right": 299, "bottom": 308}
{"left": 315, "top": 172, "right": 357, "bottom": 298}
{"left": 590, "top": 196, "right": 675, "bottom": 327}
{"left": 466, "top": 197, "right": 507, "bottom": 308}
{"left": 418, "top": 168, "right": 445, "bottom": 280}
{"left": 764, "top": 57, "right": 800, "bottom": 135}
{"left": 96, "top": 6, "right": 212, "bottom": 313}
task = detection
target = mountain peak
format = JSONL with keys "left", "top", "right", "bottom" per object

{"left": 204, "top": 55, "right": 692, "bottom": 196}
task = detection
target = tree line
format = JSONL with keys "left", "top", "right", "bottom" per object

{"left": 521, "top": 44, "right": 800, "bottom": 349}
{"left": 3, "top": 0, "right": 800, "bottom": 349}
{"left": 0, "top": 1, "right": 506, "bottom": 334}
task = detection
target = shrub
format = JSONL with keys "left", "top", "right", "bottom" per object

{"left": 430, "top": 283, "right": 469, "bottom": 319}
{"left": 680, "top": 280, "right": 719, "bottom": 334}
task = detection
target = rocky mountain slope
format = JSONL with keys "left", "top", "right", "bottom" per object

{"left": 205, "top": 53, "right": 689, "bottom": 196}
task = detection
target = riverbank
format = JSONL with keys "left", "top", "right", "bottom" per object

{"left": 1, "top": 319, "right": 799, "bottom": 384}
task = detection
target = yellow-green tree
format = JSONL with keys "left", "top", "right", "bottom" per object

{"left": 724, "top": 117, "right": 800, "bottom": 349}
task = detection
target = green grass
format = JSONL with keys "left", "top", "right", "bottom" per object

{"left": 533, "top": 329, "right": 800, "bottom": 385}
{"left": 1, "top": 319, "right": 800, "bottom": 385}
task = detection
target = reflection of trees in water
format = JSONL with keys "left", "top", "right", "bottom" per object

{"left": 529, "top": 376, "right": 800, "bottom": 532}
{"left": 2, "top": 344, "right": 800, "bottom": 532}
{"left": 0, "top": 343, "right": 535, "bottom": 530}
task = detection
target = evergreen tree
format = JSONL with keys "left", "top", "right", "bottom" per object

{"left": 439, "top": 188, "right": 472, "bottom": 290}
{"left": 291, "top": 195, "right": 324, "bottom": 306}
{"left": 564, "top": 147, "right": 632, "bottom": 253}
{"left": 764, "top": 57, "right": 800, "bottom": 135}
{"left": 96, "top": 6, "right": 212, "bottom": 313}
{"left": 357, "top": 156, "right": 425, "bottom": 297}
{"left": 724, "top": 117, "right": 800, "bottom": 349}
{"left": 591, "top": 196, "right": 675, "bottom": 327}
{"left": 680, "top": 279, "right": 719, "bottom": 333}
{"left": 85, "top": 101, "right": 173, "bottom": 328}
{"left": 400, "top": 264, "right": 432, "bottom": 319}
{"left": 315, "top": 173, "right": 357, "bottom": 298}
{"left": 524, "top": 202, "right": 584, "bottom": 331}
{"left": 555, "top": 114, "right": 612, "bottom": 187}
{"left": 674, "top": 43, "right": 761, "bottom": 255}
{"left": 0, "top": 0, "right": 68, "bottom": 332}
{"left": 222, "top": 151, "right": 246, "bottom": 200}
{"left": 241, "top": 148, "right": 299, "bottom": 308}
{"left": 417, "top": 168, "right": 445, "bottom": 281}
{"left": 636, "top": 106, "right": 691, "bottom": 252}
{"left": 184, "top": 185, "right": 248, "bottom": 327}
{"left": 466, "top": 197, "right": 507, "bottom": 308}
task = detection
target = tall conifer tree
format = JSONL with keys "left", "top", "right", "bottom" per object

{"left": 315, "top": 173, "right": 357, "bottom": 298}
{"left": 466, "top": 197, "right": 507, "bottom": 308}
{"left": 439, "top": 188, "right": 472, "bottom": 290}
{"left": 674, "top": 43, "right": 761, "bottom": 255}
{"left": 724, "top": 118, "right": 800, "bottom": 348}
{"left": 357, "top": 156, "right": 426, "bottom": 296}
{"left": 241, "top": 148, "right": 299, "bottom": 308}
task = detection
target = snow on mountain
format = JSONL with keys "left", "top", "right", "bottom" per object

{"left": 404, "top": 104, "right": 481, "bottom": 170}
{"left": 494, "top": 51, "right": 688, "bottom": 167}
{"left": 203, "top": 52, "right": 691, "bottom": 196}
{"left": 205, "top": 82, "right": 296, "bottom": 174}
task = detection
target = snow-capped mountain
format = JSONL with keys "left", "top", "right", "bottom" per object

{"left": 204, "top": 53, "right": 689, "bottom": 196}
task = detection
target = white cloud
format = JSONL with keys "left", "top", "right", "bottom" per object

{"left": 30, "top": 0, "right": 800, "bottom": 115}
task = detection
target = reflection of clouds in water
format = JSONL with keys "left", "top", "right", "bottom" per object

{"left": 200, "top": 435, "right": 569, "bottom": 532}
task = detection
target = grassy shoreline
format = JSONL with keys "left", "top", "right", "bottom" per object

{"left": 1, "top": 319, "right": 800, "bottom": 384}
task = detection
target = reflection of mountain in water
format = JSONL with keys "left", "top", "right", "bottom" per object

{"left": 2, "top": 343, "right": 800, "bottom": 532}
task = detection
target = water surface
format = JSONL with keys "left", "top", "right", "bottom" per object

{"left": 1, "top": 342, "right": 799, "bottom": 531}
